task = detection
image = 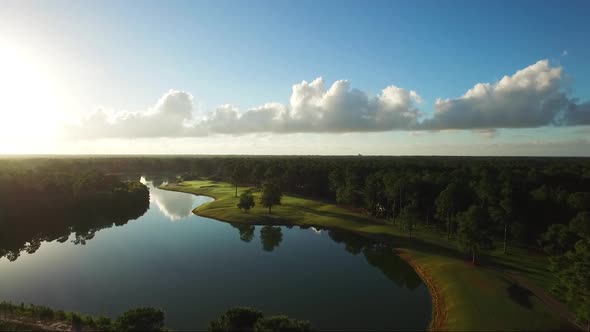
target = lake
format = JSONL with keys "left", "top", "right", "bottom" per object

{"left": 0, "top": 177, "right": 432, "bottom": 330}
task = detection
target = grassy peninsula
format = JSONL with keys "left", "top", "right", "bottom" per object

{"left": 162, "top": 180, "right": 577, "bottom": 331}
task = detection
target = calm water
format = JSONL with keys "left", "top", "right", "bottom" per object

{"left": 0, "top": 177, "right": 431, "bottom": 330}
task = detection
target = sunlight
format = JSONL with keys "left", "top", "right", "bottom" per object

{"left": 0, "top": 38, "right": 63, "bottom": 152}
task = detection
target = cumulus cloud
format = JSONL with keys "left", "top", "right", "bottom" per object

{"left": 68, "top": 78, "right": 422, "bottom": 138}
{"left": 420, "top": 60, "right": 579, "bottom": 130}
{"left": 201, "top": 78, "right": 422, "bottom": 134}
{"left": 66, "top": 90, "right": 201, "bottom": 139}
{"left": 563, "top": 101, "right": 590, "bottom": 125}
{"left": 66, "top": 60, "right": 590, "bottom": 139}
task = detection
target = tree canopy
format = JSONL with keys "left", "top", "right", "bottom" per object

{"left": 457, "top": 205, "right": 493, "bottom": 264}
{"left": 260, "top": 181, "right": 282, "bottom": 214}
{"left": 237, "top": 191, "right": 256, "bottom": 212}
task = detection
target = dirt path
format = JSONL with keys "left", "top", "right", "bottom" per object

{"left": 502, "top": 271, "right": 583, "bottom": 331}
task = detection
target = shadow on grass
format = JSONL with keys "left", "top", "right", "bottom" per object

{"left": 295, "top": 205, "right": 376, "bottom": 226}
{"left": 484, "top": 256, "right": 543, "bottom": 276}
{"left": 507, "top": 283, "right": 534, "bottom": 309}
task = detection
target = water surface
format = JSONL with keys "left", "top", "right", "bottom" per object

{"left": 0, "top": 177, "right": 431, "bottom": 330}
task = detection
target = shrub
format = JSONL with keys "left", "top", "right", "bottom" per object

{"left": 208, "top": 307, "right": 263, "bottom": 331}
{"left": 115, "top": 307, "right": 166, "bottom": 332}
{"left": 254, "top": 315, "right": 313, "bottom": 332}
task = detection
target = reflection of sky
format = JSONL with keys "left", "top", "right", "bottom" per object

{"left": 140, "top": 176, "right": 206, "bottom": 221}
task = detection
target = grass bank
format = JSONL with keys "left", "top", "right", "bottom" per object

{"left": 162, "top": 180, "right": 576, "bottom": 331}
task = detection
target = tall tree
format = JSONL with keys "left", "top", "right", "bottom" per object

{"left": 457, "top": 205, "right": 493, "bottom": 265}
{"left": 260, "top": 182, "right": 282, "bottom": 214}
{"left": 383, "top": 172, "right": 400, "bottom": 224}
{"left": 364, "top": 172, "right": 386, "bottom": 217}
{"left": 435, "top": 183, "right": 457, "bottom": 239}
{"left": 231, "top": 165, "right": 247, "bottom": 197}
{"left": 489, "top": 182, "right": 516, "bottom": 253}
{"left": 400, "top": 205, "right": 419, "bottom": 239}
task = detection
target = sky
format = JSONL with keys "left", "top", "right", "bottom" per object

{"left": 0, "top": 0, "right": 589, "bottom": 156}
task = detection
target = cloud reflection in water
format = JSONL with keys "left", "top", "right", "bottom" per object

{"left": 141, "top": 176, "right": 207, "bottom": 221}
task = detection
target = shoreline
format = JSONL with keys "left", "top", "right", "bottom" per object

{"left": 161, "top": 184, "right": 443, "bottom": 330}
{"left": 396, "top": 250, "right": 446, "bottom": 331}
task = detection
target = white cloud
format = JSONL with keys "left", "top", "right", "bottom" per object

{"left": 65, "top": 60, "right": 590, "bottom": 139}
{"left": 562, "top": 50, "right": 568, "bottom": 56}
{"left": 66, "top": 90, "right": 200, "bottom": 139}
{"left": 202, "top": 78, "right": 422, "bottom": 134}
{"left": 420, "top": 60, "right": 586, "bottom": 130}
{"left": 68, "top": 78, "right": 422, "bottom": 138}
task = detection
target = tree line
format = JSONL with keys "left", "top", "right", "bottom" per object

{"left": 3, "top": 155, "right": 589, "bottom": 250}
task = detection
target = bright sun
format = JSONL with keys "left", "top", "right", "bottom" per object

{"left": 0, "top": 39, "right": 63, "bottom": 153}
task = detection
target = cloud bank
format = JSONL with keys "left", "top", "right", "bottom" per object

{"left": 67, "top": 60, "right": 590, "bottom": 139}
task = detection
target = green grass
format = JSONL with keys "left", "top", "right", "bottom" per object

{"left": 162, "top": 180, "right": 576, "bottom": 331}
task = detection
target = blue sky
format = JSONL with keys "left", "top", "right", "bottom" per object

{"left": 0, "top": 0, "right": 589, "bottom": 155}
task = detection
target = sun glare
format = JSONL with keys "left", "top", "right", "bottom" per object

{"left": 0, "top": 39, "right": 63, "bottom": 153}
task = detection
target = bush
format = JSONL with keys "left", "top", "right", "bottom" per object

{"left": 96, "top": 316, "right": 114, "bottom": 331}
{"left": 115, "top": 307, "right": 166, "bottom": 332}
{"left": 208, "top": 307, "right": 314, "bottom": 332}
{"left": 254, "top": 315, "right": 313, "bottom": 332}
{"left": 208, "top": 307, "right": 263, "bottom": 331}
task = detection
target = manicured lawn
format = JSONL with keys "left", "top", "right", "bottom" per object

{"left": 161, "top": 180, "right": 576, "bottom": 331}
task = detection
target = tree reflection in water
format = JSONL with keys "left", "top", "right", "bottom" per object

{"left": 231, "top": 224, "right": 256, "bottom": 243}
{"left": 225, "top": 222, "right": 423, "bottom": 289}
{"left": 260, "top": 226, "right": 283, "bottom": 252}
{"left": 0, "top": 184, "right": 149, "bottom": 262}
{"left": 328, "top": 230, "right": 423, "bottom": 289}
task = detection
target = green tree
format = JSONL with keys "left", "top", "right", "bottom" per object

{"left": 549, "top": 239, "right": 590, "bottom": 331}
{"left": 435, "top": 183, "right": 457, "bottom": 239}
{"left": 364, "top": 173, "right": 385, "bottom": 217}
{"left": 231, "top": 165, "right": 248, "bottom": 197}
{"left": 237, "top": 191, "right": 255, "bottom": 212}
{"left": 382, "top": 172, "right": 400, "bottom": 224}
{"left": 260, "top": 182, "right": 282, "bottom": 214}
{"left": 570, "top": 212, "right": 590, "bottom": 239}
{"left": 489, "top": 182, "right": 515, "bottom": 253}
{"left": 567, "top": 192, "right": 590, "bottom": 212}
{"left": 457, "top": 205, "right": 493, "bottom": 265}
{"left": 400, "top": 205, "right": 419, "bottom": 239}
{"left": 539, "top": 224, "right": 578, "bottom": 256}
